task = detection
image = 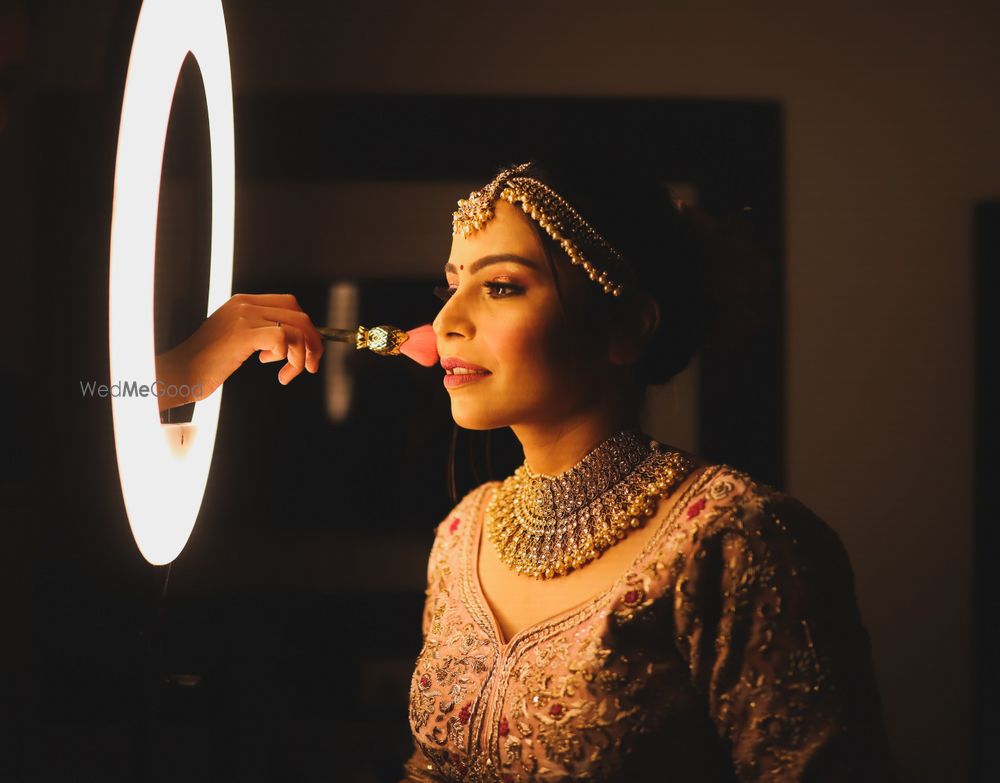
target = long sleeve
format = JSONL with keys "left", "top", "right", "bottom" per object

{"left": 671, "top": 487, "right": 895, "bottom": 781}
{"left": 399, "top": 742, "right": 439, "bottom": 783}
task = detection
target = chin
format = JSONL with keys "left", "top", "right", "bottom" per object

{"left": 449, "top": 404, "right": 507, "bottom": 431}
{"left": 447, "top": 391, "right": 520, "bottom": 431}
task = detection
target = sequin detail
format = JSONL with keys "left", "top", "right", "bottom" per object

{"left": 402, "top": 464, "right": 893, "bottom": 782}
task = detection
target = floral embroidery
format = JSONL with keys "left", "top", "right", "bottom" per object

{"left": 612, "top": 577, "right": 654, "bottom": 625}
{"left": 686, "top": 496, "right": 707, "bottom": 518}
{"left": 408, "top": 492, "right": 500, "bottom": 779}
{"left": 404, "top": 466, "right": 890, "bottom": 781}
{"left": 707, "top": 477, "right": 735, "bottom": 500}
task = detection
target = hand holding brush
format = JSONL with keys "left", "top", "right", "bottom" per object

{"left": 153, "top": 293, "right": 439, "bottom": 416}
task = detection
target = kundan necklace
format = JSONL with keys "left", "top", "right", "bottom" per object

{"left": 485, "top": 429, "right": 696, "bottom": 580}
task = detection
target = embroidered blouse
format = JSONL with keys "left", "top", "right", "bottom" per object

{"left": 400, "top": 463, "right": 893, "bottom": 782}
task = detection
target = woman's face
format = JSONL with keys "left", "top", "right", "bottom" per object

{"left": 432, "top": 198, "right": 606, "bottom": 431}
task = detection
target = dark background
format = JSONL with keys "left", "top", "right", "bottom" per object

{"left": 1, "top": 1, "right": 997, "bottom": 782}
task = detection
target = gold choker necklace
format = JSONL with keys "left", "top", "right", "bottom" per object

{"left": 485, "top": 430, "right": 695, "bottom": 579}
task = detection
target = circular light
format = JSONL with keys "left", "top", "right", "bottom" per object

{"left": 108, "top": 0, "right": 234, "bottom": 565}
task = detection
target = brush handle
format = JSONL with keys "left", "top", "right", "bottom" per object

{"left": 317, "top": 327, "right": 360, "bottom": 343}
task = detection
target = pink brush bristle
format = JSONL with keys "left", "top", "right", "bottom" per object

{"left": 399, "top": 323, "right": 439, "bottom": 367}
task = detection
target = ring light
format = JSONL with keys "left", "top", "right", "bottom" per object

{"left": 108, "top": 0, "right": 234, "bottom": 565}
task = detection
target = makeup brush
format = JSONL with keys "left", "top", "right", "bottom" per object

{"left": 317, "top": 323, "right": 439, "bottom": 367}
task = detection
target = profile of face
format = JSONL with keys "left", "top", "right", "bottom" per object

{"left": 433, "top": 198, "right": 618, "bottom": 432}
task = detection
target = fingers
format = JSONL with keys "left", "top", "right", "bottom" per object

{"left": 278, "top": 360, "right": 301, "bottom": 385}
{"left": 261, "top": 310, "right": 322, "bottom": 374}
{"left": 280, "top": 321, "right": 307, "bottom": 383}
{"left": 247, "top": 322, "right": 308, "bottom": 386}
{"left": 234, "top": 294, "right": 324, "bottom": 374}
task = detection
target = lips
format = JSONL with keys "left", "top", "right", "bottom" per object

{"left": 441, "top": 356, "right": 491, "bottom": 389}
{"left": 440, "top": 357, "right": 491, "bottom": 375}
{"left": 443, "top": 371, "right": 489, "bottom": 388}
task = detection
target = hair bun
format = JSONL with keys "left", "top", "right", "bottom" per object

{"left": 493, "top": 155, "right": 774, "bottom": 386}
{"left": 676, "top": 203, "right": 775, "bottom": 356}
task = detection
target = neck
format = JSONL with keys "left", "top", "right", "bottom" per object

{"left": 511, "top": 409, "right": 640, "bottom": 476}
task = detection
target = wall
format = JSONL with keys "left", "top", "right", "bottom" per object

{"left": 24, "top": 1, "right": 1000, "bottom": 779}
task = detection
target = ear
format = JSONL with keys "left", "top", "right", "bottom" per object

{"left": 607, "top": 293, "right": 660, "bottom": 366}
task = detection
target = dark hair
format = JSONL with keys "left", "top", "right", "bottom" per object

{"left": 507, "top": 154, "right": 720, "bottom": 388}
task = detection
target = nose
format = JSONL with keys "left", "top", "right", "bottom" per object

{"left": 432, "top": 285, "right": 474, "bottom": 340}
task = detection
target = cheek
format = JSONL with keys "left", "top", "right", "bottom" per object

{"left": 485, "top": 305, "right": 573, "bottom": 375}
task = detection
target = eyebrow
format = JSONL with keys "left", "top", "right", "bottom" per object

{"left": 444, "top": 254, "right": 542, "bottom": 276}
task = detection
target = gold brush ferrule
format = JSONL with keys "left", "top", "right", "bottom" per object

{"left": 318, "top": 325, "right": 409, "bottom": 356}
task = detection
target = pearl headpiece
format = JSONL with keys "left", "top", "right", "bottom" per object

{"left": 452, "top": 161, "right": 632, "bottom": 297}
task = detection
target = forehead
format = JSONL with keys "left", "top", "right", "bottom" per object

{"left": 447, "top": 198, "right": 547, "bottom": 267}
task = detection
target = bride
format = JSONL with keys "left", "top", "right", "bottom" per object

{"left": 156, "top": 157, "right": 893, "bottom": 782}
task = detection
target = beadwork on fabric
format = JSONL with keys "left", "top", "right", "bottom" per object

{"left": 401, "top": 459, "right": 892, "bottom": 782}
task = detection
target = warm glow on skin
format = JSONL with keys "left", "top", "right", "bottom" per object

{"left": 433, "top": 198, "right": 641, "bottom": 476}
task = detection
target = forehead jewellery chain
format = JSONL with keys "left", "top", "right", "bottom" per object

{"left": 452, "top": 161, "right": 635, "bottom": 297}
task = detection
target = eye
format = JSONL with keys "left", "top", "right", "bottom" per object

{"left": 433, "top": 284, "right": 456, "bottom": 302}
{"left": 483, "top": 281, "right": 523, "bottom": 298}
{"left": 434, "top": 281, "right": 524, "bottom": 302}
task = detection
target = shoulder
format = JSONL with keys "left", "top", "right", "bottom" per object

{"left": 428, "top": 479, "right": 502, "bottom": 541}
{"left": 671, "top": 465, "right": 869, "bottom": 652}
{"left": 686, "top": 463, "right": 826, "bottom": 528}
{"left": 668, "top": 466, "right": 892, "bottom": 776}
{"left": 420, "top": 480, "right": 502, "bottom": 585}
{"left": 678, "top": 463, "right": 856, "bottom": 590}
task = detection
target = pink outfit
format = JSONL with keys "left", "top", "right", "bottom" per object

{"left": 402, "top": 463, "right": 892, "bottom": 782}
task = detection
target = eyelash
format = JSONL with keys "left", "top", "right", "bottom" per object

{"left": 433, "top": 281, "right": 524, "bottom": 302}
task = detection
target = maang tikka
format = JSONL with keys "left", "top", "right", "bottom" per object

{"left": 452, "top": 161, "right": 633, "bottom": 297}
